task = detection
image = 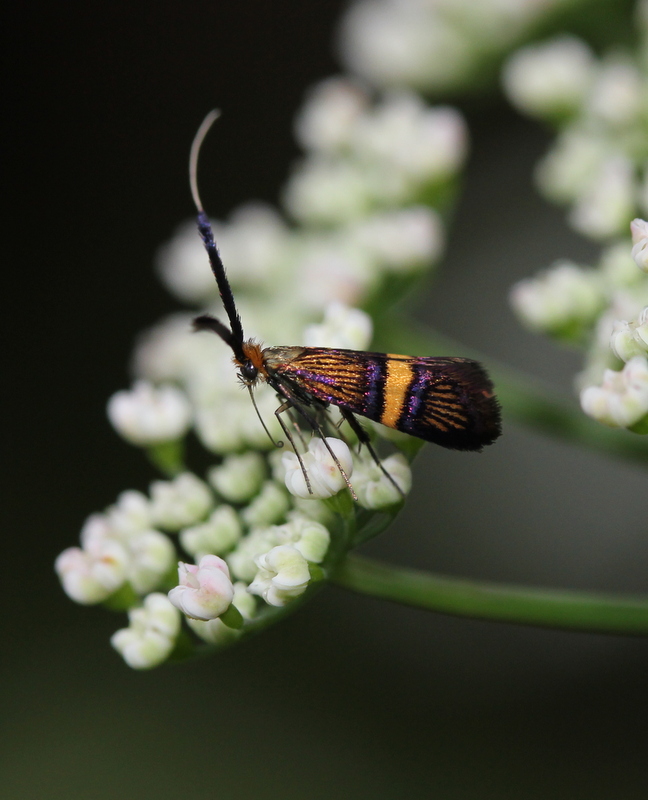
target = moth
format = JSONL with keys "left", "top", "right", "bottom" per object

{"left": 189, "top": 111, "right": 501, "bottom": 498}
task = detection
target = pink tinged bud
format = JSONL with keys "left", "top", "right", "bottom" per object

{"left": 168, "top": 555, "right": 235, "bottom": 621}
{"left": 630, "top": 219, "right": 648, "bottom": 273}
{"left": 55, "top": 539, "right": 129, "bottom": 605}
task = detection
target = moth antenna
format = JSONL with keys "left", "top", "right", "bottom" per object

{"left": 189, "top": 110, "right": 246, "bottom": 357}
{"left": 189, "top": 109, "right": 221, "bottom": 213}
{"left": 247, "top": 385, "right": 283, "bottom": 448}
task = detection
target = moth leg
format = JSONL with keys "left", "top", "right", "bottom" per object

{"left": 274, "top": 400, "right": 312, "bottom": 495}
{"left": 340, "top": 409, "right": 405, "bottom": 499}
{"left": 283, "top": 401, "right": 309, "bottom": 451}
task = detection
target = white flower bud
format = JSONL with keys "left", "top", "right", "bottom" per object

{"left": 248, "top": 545, "right": 311, "bottom": 607}
{"left": 294, "top": 77, "right": 369, "bottom": 153}
{"left": 126, "top": 529, "right": 176, "bottom": 594}
{"left": 55, "top": 538, "right": 129, "bottom": 604}
{"left": 277, "top": 516, "right": 330, "bottom": 563}
{"left": 283, "top": 438, "right": 354, "bottom": 499}
{"left": 580, "top": 356, "right": 648, "bottom": 428}
{"left": 587, "top": 57, "right": 642, "bottom": 127}
{"left": 352, "top": 453, "right": 411, "bottom": 509}
{"left": 240, "top": 481, "right": 290, "bottom": 528}
{"left": 227, "top": 526, "right": 281, "bottom": 582}
{"left": 502, "top": 36, "right": 595, "bottom": 118}
{"left": 283, "top": 158, "right": 372, "bottom": 225}
{"left": 111, "top": 593, "right": 181, "bottom": 669}
{"left": 631, "top": 219, "right": 648, "bottom": 273}
{"left": 569, "top": 156, "right": 635, "bottom": 241}
{"left": 207, "top": 452, "right": 266, "bottom": 503}
{"left": 149, "top": 472, "right": 213, "bottom": 531}
{"left": 180, "top": 505, "right": 242, "bottom": 559}
{"left": 350, "top": 206, "right": 444, "bottom": 274}
{"left": 599, "top": 241, "right": 644, "bottom": 288}
{"left": 168, "top": 555, "right": 235, "bottom": 621}
{"left": 535, "top": 129, "right": 608, "bottom": 204}
{"left": 107, "top": 381, "right": 192, "bottom": 446}
{"left": 303, "top": 302, "right": 373, "bottom": 350}
{"left": 610, "top": 309, "right": 648, "bottom": 362}
{"left": 105, "top": 490, "right": 152, "bottom": 537}
{"left": 510, "top": 261, "right": 605, "bottom": 338}
{"left": 187, "top": 582, "right": 256, "bottom": 644}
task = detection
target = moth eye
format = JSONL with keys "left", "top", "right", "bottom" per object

{"left": 240, "top": 362, "right": 258, "bottom": 382}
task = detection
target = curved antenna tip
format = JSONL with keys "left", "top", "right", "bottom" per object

{"left": 189, "top": 109, "right": 222, "bottom": 212}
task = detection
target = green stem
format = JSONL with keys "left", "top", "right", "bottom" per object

{"left": 334, "top": 554, "right": 648, "bottom": 635}
{"left": 374, "top": 319, "right": 648, "bottom": 467}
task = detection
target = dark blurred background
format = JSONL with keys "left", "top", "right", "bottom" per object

{"left": 4, "top": 2, "right": 647, "bottom": 798}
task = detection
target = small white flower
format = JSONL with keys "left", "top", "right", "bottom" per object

{"left": 283, "top": 157, "right": 372, "bottom": 225}
{"left": 105, "top": 490, "right": 152, "bottom": 536}
{"left": 631, "top": 219, "right": 648, "bottom": 273}
{"left": 227, "top": 526, "right": 282, "bottom": 582}
{"left": 352, "top": 452, "right": 411, "bottom": 509}
{"left": 502, "top": 36, "right": 595, "bottom": 119}
{"left": 240, "top": 480, "right": 290, "bottom": 528}
{"left": 587, "top": 57, "right": 642, "bottom": 127}
{"left": 248, "top": 545, "right": 312, "bottom": 607}
{"left": 283, "top": 437, "right": 354, "bottom": 499}
{"left": 294, "top": 77, "right": 369, "bottom": 153}
{"left": 187, "top": 582, "right": 256, "bottom": 644}
{"left": 580, "top": 355, "right": 648, "bottom": 428}
{"left": 111, "top": 593, "right": 181, "bottom": 669}
{"left": 535, "top": 128, "right": 609, "bottom": 204}
{"left": 180, "top": 505, "right": 242, "bottom": 559}
{"left": 55, "top": 538, "right": 129, "bottom": 605}
{"left": 350, "top": 206, "right": 444, "bottom": 273}
{"left": 207, "top": 452, "right": 267, "bottom": 503}
{"left": 126, "top": 529, "right": 176, "bottom": 594}
{"left": 276, "top": 515, "right": 330, "bottom": 563}
{"left": 107, "top": 381, "right": 192, "bottom": 446}
{"left": 168, "top": 555, "right": 235, "bottom": 621}
{"left": 149, "top": 472, "right": 213, "bottom": 531}
{"left": 569, "top": 155, "right": 635, "bottom": 241}
{"left": 510, "top": 261, "right": 605, "bottom": 338}
{"left": 610, "top": 309, "right": 648, "bottom": 362}
{"left": 303, "top": 302, "right": 373, "bottom": 350}
{"left": 599, "top": 241, "right": 645, "bottom": 288}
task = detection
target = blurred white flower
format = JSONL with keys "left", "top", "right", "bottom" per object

{"left": 535, "top": 128, "right": 609, "bottom": 204}
{"left": 168, "top": 555, "right": 235, "bottom": 621}
{"left": 240, "top": 480, "right": 290, "bottom": 528}
{"left": 338, "top": 0, "right": 472, "bottom": 91}
{"left": 587, "top": 57, "right": 643, "bottom": 127}
{"left": 510, "top": 261, "right": 605, "bottom": 338}
{"left": 294, "top": 77, "right": 369, "bottom": 153}
{"left": 156, "top": 220, "right": 221, "bottom": 304}
{"left": 149, "top": 472, "right": 213, "bottom": 531}
{"left": 180, "top": 505, "right": 243, "bottom": 559}
{"left": 599, "top": 241, "right": 645, "bottom": 288}
{"left": 105, "top": 490, "right": 152, "bottom": 537}
{"left": 303, "top": 302, "right": 373, "bottom": 350}
{"left": 283, "top": 437, "right": 354, "bottom": 499}
{"left": 111, "top": 593, "right": 181, "bottom": 669}
{"left": 283, "top": 157, "right": 372, "bottom": 225}
{"left": 350, "top": 206, "right": 444, "bottom": 273}
{"left": 580, "top": 355, "right": 648, "bottom": 428}
{"left": 208, "top": 452, "right": 267, "bottom": 503}
{"left": 569, "top": 155, "right": 636, "bottom": 241}
{"left": 125, "top": 529, "right": 176, "bottom": 594}
{"left": 187, "top": 582, "right": 256, "bottom": 644}
{"left": 631, "top": 219, "right": 648, "bottom": 273}
{"left": 352, "top": 452, "right": 411, "bottom": 509}
{"left": 248, "top": 545, "right": 312, "bottom": 607}
{"left": 107, "top": 381, "right": 192, "bottom": 446}
{"left": 502, "top": 36, "right": 595, "bottom": 119}
{"left": 55, "top": 536, "right": 129, "bottom": 605}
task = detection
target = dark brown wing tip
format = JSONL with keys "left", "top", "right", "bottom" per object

{"left": 446, "top": 359, "right": 502, "bottom": 451}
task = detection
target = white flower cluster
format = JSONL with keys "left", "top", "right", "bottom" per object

{"left": 502, "top": 33, "right": 648, "bottom": 241}
{"left": 338, "top": 0, "right": 565, "bottom": 93}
